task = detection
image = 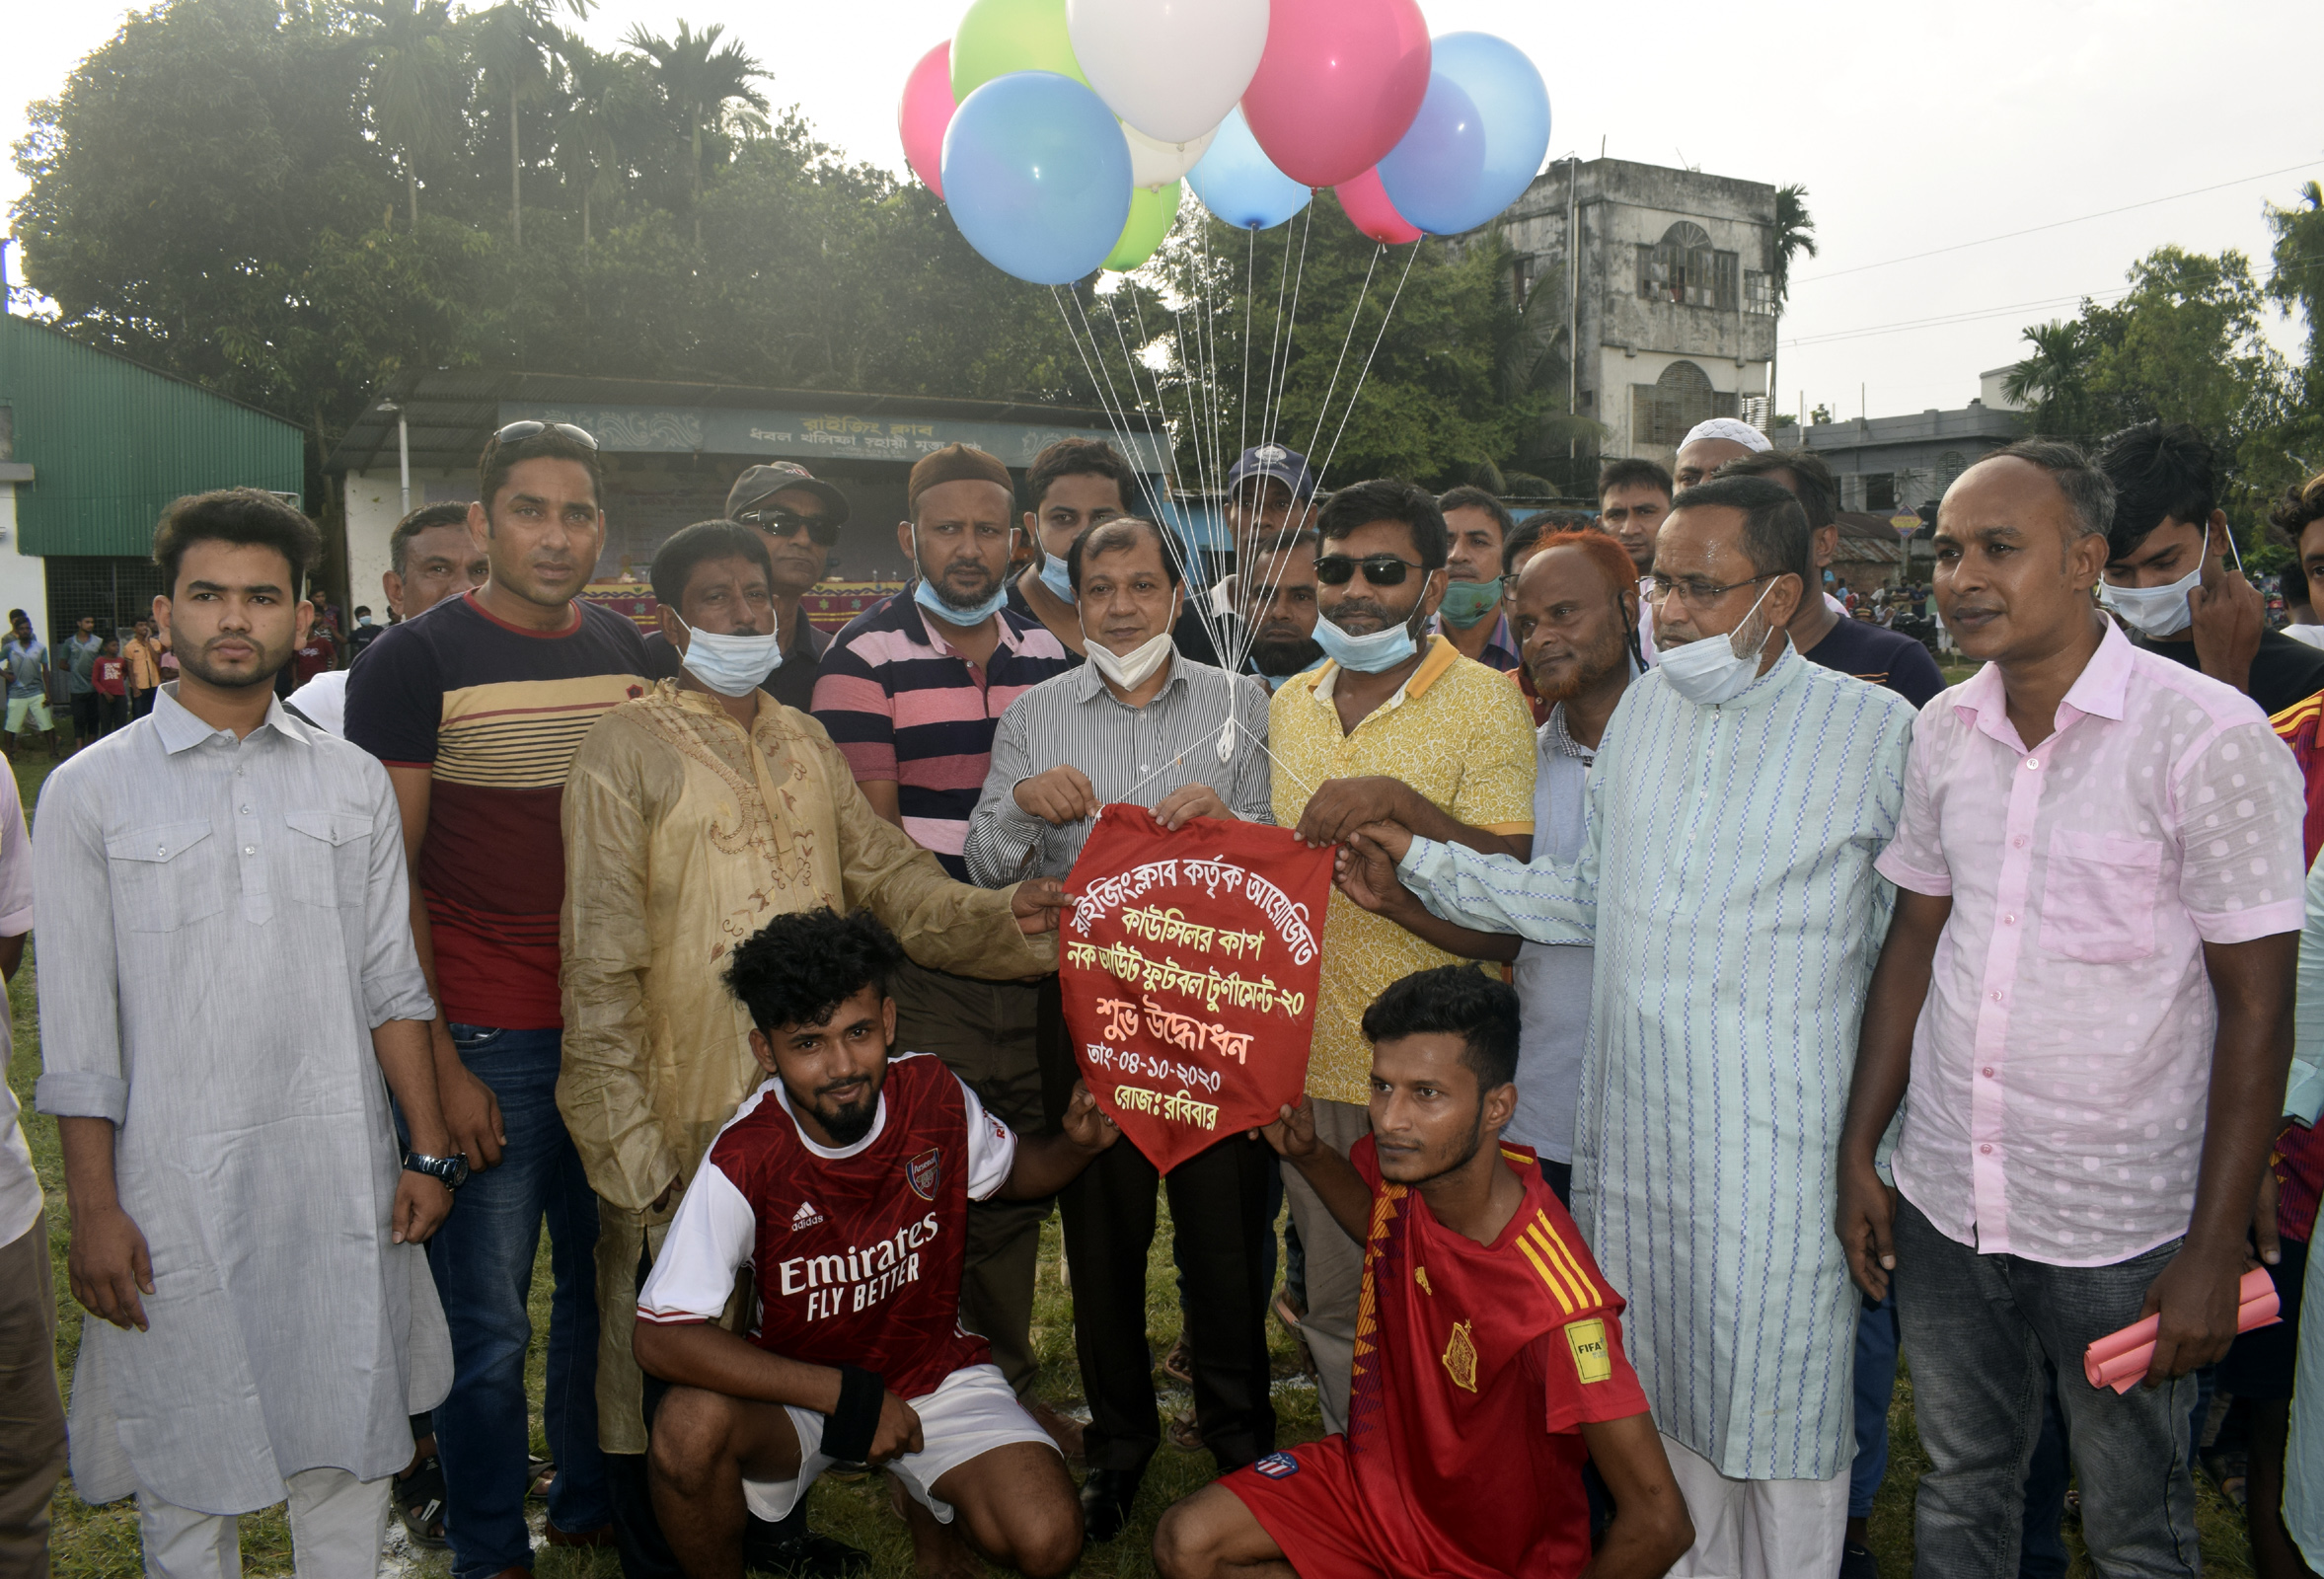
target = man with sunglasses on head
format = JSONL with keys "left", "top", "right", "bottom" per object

{"left": 1334, "top": 475, "right": 1915, "bottom": 1579}
{"left": 641, "top": 463, "right": 841, "bottom": 712}
{"left": 347, "top": 418, "right": 651, "bottom": 1579}
{"left": 1263, "top": 478, "right": 1539, "bottom": 1439}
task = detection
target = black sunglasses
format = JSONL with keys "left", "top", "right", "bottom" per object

{"left": 1313, "top": 554, "right": 1426, "bottom": 587}
{"left": 489, "top": 420, "right": 598, "bottom": 450}
{"left": 736, "top": 507, "right": 842, "bottom": 548}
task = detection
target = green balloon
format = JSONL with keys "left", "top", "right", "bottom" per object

{"left": 1103, "top": 182, "right": 1180, "bottom": 272}
{"left": 950, "top": 0, "right": 1088, "bottom": 101}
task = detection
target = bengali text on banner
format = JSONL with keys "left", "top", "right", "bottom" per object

{"left": 1059, "top": 805, "right": 1335, "bottom": 1173}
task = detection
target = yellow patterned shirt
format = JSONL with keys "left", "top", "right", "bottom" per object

{"left": 1269, "top": 638, "right": 1537, "bottom": 1103}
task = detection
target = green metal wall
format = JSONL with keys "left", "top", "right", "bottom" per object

{"left": 0, "top": 316, "right": 305, "bottom": 558}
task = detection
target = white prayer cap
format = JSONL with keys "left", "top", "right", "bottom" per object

{"left": 1678, "top": 417, "right": 1772, "bottom": 453}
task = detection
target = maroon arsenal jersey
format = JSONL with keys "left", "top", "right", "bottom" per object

{"left": 1229, "top": 1137, "right": 1650, "bottom": 1579}
{"left": 636, "top": 1052, "right": 1015, "bottom": 1400}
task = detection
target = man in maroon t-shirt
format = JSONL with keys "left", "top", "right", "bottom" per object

{"left": 637, "top": 908, "right": 1119, "bottom": 1579}
{"left": 1153, "top": 968, "right": 1693, "bottom": 1579}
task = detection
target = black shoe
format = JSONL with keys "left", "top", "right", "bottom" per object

{"left": 742, "top": 1516, "right": 870, "bottom": 1578}
{"left": 1839, "top": 1542, "right": 1879, "bottom": 1579}
{"left": 1079, "top": 1467, "right": 1141, "bottom": 1543}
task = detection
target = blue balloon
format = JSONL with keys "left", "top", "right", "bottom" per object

{"left": 1185, "top": 108, "right": 1312, "bottom": 231}
{"left": 942, "top": 71, "right": 1133, "bottom": 285}
{"left": 1378, "top": 33, "right": 1550, "bottom": 237}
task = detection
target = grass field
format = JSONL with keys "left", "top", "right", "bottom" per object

{"left": 1, "top": 742, "right": 2264, "bottom": 1577}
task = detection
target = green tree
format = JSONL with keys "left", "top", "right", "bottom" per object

{"left": 466, "top": 0, "right": 594, "bottom": 247}
{"left": 352, "top": 0, "right": 460, "bottom": 231}
{"left": 2004, "top": 319, "right": 2096, "bottom": 436}
{"left": 1767, "top": 183, "right": 1816, "bottom": 429}
{"left": 552, "top": 37, "right": 630, "bottom": 244}
{"left": 622, "top": 20, "right": 769, "bottom": 248}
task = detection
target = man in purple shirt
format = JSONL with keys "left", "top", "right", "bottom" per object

{"left": 1835, "top": 439, "right": 2304, "bottom": 1578}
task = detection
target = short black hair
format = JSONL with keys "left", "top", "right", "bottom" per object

{"left": 1667, "top": 475, "right": 1811, "bottom": 586}
{"left": 1984, "top": 438, "right": 2116, "bottom": 543}
{"left": 650, "top": 520, "right": 777, "bottom": 613}
{"left": 724, "top": 907, "right": 908, "bottom": 1034}
{"left": 2097, "top": 421, "right": 2214, "bottom": 560}
{"left": 389, "top": 501, "right": 476, "bottom": 576}
{"left": 1027, "top": 437, "right": 1137, "bottom": 512}
{"left": 1067, "top": 516, "right": 1182, "bottom": 593}
{"left": 1715, "top": 448, "right": 1838, "bottom": 535}
{"left": 478, "top": 424, "right": 604, "bottom": 516}
{"left": 2268, "top": 470, "right": 2324, "bottom": 551}
{"left": 1599, "top": 457, "right": 1674, "bottom": 502}
{"left": 1317, "top": 479, "right": 1450, "bottom": 570}
{"left": 1437, "top": 486, "right": 1515, "bottom": 543}
{"left": 152, "top": 488, "right": 323, "bottom": 597}
{"left": 1361, "top": 966, "right": 1521, "bottom": 1093}
{"left": 1500, "top": 517, "right": 1545, "bottom": 575}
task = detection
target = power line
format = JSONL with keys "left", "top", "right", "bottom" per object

{"left": 1783, "top": 287, "right": 2135, "bottom": 349}
{"left": 1791, "top": 160, "right": 2320, "bottom": 286}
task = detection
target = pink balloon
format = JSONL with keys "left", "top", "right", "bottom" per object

{"left": 1334, "top": 166, "right": 1421, "bottom": 244}
{"left": 899, "top": 40, "right": 955, "bottom": 198}
{"left": 1240, "top": 0, "right": 1431, "bottom": 189}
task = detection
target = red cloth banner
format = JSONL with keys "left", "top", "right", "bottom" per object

{"left": 1059, "top": 805, "right": 1335, "bottom": 1173}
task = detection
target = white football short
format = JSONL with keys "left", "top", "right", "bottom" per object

{"left": 743, "top": 1362, "right": 1058, "bottom": 1524}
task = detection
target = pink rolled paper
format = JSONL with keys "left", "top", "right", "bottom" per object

{"left": 2083, "top": 1267, "right": 2280, "bottom": 1393}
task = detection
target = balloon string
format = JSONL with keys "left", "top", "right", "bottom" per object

{"left": 1237, "top": 226, "right": 1256, "bottom": 477}
{"left": 1300, "top": 241, "right": 1383, "bottom": 471}
{"left": 1256, "top": 205, "right": 1300, "bottom": 452}
{"left": 1313, "top": 239, "right": 1422, "bottom": 493}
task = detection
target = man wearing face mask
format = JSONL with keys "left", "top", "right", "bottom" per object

{"left": 1240, "top": 531, "right": 1324, "bottom": 690}
{"left": 1335, "top": 475, "right": 1915, "bottom": 1579}
{"left": 811, "top": 444, "right": 1077, "bottom": 1440}
{"left": 561, "top": 521, "right": 1070, "bottom": 1578}
{"left": 1264, "top": 479, "right": 1539, "bottom": 1438}
{"left": 1426, "top": 486, "right": 1523, "bottom": 673}
{"left": 963, "top": 515, "right": 1277, "bottom": 1539}
{"left": 1007, "top": 438, "right": 1221, "bottom": 667}
{"left": 2095, "top": 420, "right": 2324, "bottom": 715}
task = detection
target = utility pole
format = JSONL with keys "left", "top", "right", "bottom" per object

{"left": 377, "top": 401, "right": 411, "bottom": 516}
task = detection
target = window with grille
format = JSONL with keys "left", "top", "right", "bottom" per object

{"left": 1746, "top": 271, "right": 1774, "bottom": 315}
{"left": 1636, "top": 223, "right": 1740, "bottom": 310}
{"left": 1630, "top": 361, "right": 1737, "bottom": 448}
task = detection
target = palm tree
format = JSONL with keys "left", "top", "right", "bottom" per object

{"left": 554, "top": 38, "right": 630, "bottom": 245}
{"left": 353, "top": 0, "right": 460, "bottom": 231}
{"left": 2004, "top": 319, "right": 2093, "bottom": 435}
{"left": 1766, "top": 184, "right": 1817, "bottom": 430}
{"left": 624, "top": 20, "right": 770, "bottom": 248}
{"left": 467, "top": 0, "right": 593, "bottom": 247}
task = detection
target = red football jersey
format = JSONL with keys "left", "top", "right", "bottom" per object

{"left": 637, "top": 1052, "right": 1014, "bottom": 1400}
{"left": 1292, "top": 1137, "right": 1649, "bottom": 1578}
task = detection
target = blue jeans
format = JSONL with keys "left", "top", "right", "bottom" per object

{"left": 426, "top": 1025, "right": 609, "bottom": 1579}
{"left": 1852, "top": 1287, "right": 1901, "bottom": 1521}
{"left": 1896, "top": 1200, "right": 2199, "bottom": 1579}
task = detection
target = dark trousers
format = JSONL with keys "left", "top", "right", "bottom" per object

{"left": 1039, "top": 979, "right": 1276, "bottom": 1480}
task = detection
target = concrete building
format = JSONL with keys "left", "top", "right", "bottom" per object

{"left": 1797, "top": 401, "right": 2023, "bottom": 513}
{"left": 0, "top": 314, "right": 305, "bottom": 641}
{"left": 1485, "top": 157, "right": 1778, "bottom": 469}
{"left": 323, "top": 371, "right": 1167, "bottom": 626}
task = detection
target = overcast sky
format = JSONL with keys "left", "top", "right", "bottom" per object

{"left": 4, "top": 0, "right": 2317, "bottom": 423}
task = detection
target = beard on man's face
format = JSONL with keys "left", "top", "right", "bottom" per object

{"left": 1532, "top": 620, "right": 1631, "bottom": 706}
{"left": 1249, "top": 635, "right": 1324, "bottom": 675}
{"left": 790, "top": 1058, "right": 889, "bottom": 1146}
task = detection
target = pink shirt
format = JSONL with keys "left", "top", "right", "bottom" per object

{"left": 1877, "top": 623, "right": 2305, "bottom": 1266}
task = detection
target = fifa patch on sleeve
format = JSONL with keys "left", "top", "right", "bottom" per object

{"left": 1251, "top": 1452, "right": 1300, "bottom": 1479}
{"left": 1565, "top": 1317, "right": 1612, "bottom": 1385}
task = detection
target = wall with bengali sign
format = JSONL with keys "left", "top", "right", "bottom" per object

{"left": 502, "top": 403, "right": 1169, "bottom": 473}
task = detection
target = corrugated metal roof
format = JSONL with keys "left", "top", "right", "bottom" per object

{"left": 323, "top": 368, "right": 1162, "bottom": 477}
{"left": 0, "top": 317, "right": 306, "bottom": 558}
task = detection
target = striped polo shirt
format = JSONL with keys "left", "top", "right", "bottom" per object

{"left": 345, "top": 591, "right": 650, "bottom": 1027}
{"left": 810, "top": 590, "right": 1071, "bottom": 877}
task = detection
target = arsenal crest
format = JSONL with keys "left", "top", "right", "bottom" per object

{"left": 908, "top": 1147, "right": 941, "bottom": 1201}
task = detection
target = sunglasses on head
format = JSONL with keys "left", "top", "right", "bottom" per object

{"left": 1313, "top": 554, "right": 1426, "bottom": 587}
{"left": 489, "top": 420, "right": 598, "bottom": 450}
{"left": 736, "top": 506, "right": 842, "bottom": 547}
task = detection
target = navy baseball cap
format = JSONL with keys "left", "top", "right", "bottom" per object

{"left": 727, "top": 462, "right": 850, "bottom": 526}
{"left": 1225, "top": 444, "right": 1315, "bottom": 503}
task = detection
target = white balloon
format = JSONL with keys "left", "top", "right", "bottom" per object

{"left": 1068, "top": 0, "right": 1270, "bottom": 146}
{"left": 1123, "top": 120, "right": 1217, "bottom": 188}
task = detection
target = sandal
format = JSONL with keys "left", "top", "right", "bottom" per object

{"left": 1162, "top": 1336, "right": 1195, "bottom": 1386}
{"left": 392, "top": 1453, "right": 449, "bottom": 1548}
{"left": 527, "top": 1457, "right": 557, "bottom": 1501}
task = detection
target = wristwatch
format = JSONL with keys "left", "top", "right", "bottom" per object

{"left": 404, "top": 1150, "right": 471, "bottom": 1190}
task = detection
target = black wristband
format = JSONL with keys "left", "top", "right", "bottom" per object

{"left": 821, "top": 1365, "right": 886, "bottom": 1464}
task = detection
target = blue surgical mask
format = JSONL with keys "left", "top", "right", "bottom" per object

{"left": 2097, "top": 524, "right": 2221, "bottom": 639}
{"left": 674, "top": 615, "right": 783, "bottom": 698}
{"left": 1312, "top": 608, "right": 1421, "bottom": 674}
{"left": 1038, "top": 552, "right": 1077, "bottom": 604}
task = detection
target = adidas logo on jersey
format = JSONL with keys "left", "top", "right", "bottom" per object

{"left": 790, "top": 1200, "right": 824, "bottom": 1232}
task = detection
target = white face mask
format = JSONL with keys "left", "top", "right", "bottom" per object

{"left": 2097, "top": 524, "right": 2227, "bottom": 639}
{"left": 1086, "top": 629, "right": 1174, "bottom": 691}
{"left": 674, "top": 615, "right": 784, "bottom": 698}
{"left": 1657, "top": 578, "right": 1782, "bottom": 708}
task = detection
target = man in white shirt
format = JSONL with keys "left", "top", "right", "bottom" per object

{"left": 292, "top": 502, "right": 486, "bottom": 735}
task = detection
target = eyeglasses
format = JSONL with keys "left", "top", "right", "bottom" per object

{"left": 489, "top": 420, "right": 598, "bottom": 450}
{"left": 736, "top": 507, "right": 842, "bottom": 548}
{"left": 1314, "top": 554, "right": 1426, "bottom": 587}
{"left": 1647, "top": 570, "right": 1779, "bottom": 609}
